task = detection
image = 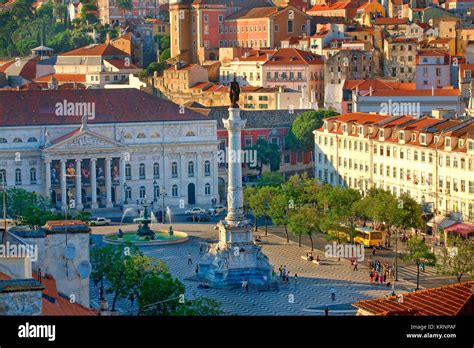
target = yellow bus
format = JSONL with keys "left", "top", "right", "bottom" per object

{"left": 353, "top": 227, "right": 383, "bottom": 247}
{"left": 327, "top": 226, "right": 383, "bottom": 247}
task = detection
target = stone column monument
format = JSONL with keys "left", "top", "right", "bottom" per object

{"left": 198, "top": 78, "right": 274, "bottom": 289}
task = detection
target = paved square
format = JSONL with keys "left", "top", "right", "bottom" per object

{"left": 90, "top": 223, "right": 421, "bottom": 315}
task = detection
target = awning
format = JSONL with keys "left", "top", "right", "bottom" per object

{"left": 427, "top": 216, "right": 457, "bottom": 229}
{"left": 444, "top": 222, "right": 474, "bottom": 236}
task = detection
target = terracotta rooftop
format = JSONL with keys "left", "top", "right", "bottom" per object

{"left": 360, "top": 89, "right": 460, "bottom": 97}
{"left": 344, "top": 79, "right": 416, "bottom": 91}
{"left": 0, "top": 89, "right": 208, "bottom": 127}
{"left": 226, "top": 6, "right": 279, "bottom": 20}
{"left": 307, "top": 1, "right": 354, "bottom": 13}
{"left": 33, "top": 73, "right": 87, "bottom": 83}
{"left": 263, "top": 48, "right": 323, "bottom": 66}
{"left": 373, "top": 17, "right": 409, "bottom": 25}
{"left": 353, "top": 281, "right": 474, "bottom": 316}
{"left": 60, "top": 43, "right": 129, "bottom": 57}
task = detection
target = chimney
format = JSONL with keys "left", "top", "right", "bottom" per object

{"left": 106, "top": 32, "right": 111, "bottom": 44}
{"left": 369, "top": 86, "right": 373, "bottom": 96}
{"left": 432, "top": 85, "right": 435, "bottom": 96}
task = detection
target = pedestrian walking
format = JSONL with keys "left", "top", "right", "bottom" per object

{"left": 294, "top": 273, "right": 298, "bottom": 285}
{"left": 187, "top": 253, "right": 193, "bottom": 265}
{"left": 353, "top": 260, "right": 358, "bottom": 271}
{"left": 279, "top": 265, "right": 283, "bottom": 278}
{"left": 195, "top": 264, "right": 199, "bottom": 274}
{"left": 372, "top": 247, "right": 376, "bottom": 256}
{"left": 244, "top": 280, "right": 249, "bottom": 293}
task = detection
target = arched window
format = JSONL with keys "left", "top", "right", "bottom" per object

{"left": 0, "top": 138, "right": 7, "bottom": 143}
{"left": 27, "top": 137, "right": 38, "bottom": 143}
{"left": 172, "top": 184, "right": 178, "bottom": 197}
{"left": 15, "top": 169, "right": 22, "bottom": 185}
{"left": 30, "top": 168, "right": 37, "bottom": 184}
{"left": 0, "top": 169, "right": 6, "bottom": 185}
{"left": 125, "top": 164, "right": 131, "bottom": 180}
{"left": 205, "top": 183, "right": 211, "bottom": 195}
{"left": 188, "top": 161, "right": 194, "bottom": 177}
{"left": 139, "top": 163, "right": 146, "bottom": 179}
{"left": 137, "top": 133, "right": 146, "bottom": 139}
{"left": 153, "top": 163, "right": 160, "bottom": 179}
{"left": 13, "top": 138, "right": 23, "bottom": 143}
{"left": 150, "top": 132, "right": 160, "bottom": 138}
{"left": 125, "top": 187, "right": 132, "bottom": 200}
{"left": 172, "top": 162, "right": 178, "bottom": 178}
{"left": 139, "top": 186, "right": 146, "bottom": 198}
{"left": 204, "top": 160, "right": 211, "bottom": 176}
{"left": 123, "top": 133, "right": 132, "bottom": 139}
{"left": 186, "top": 131, "right": 196, "bottom": 136}
{"left": 154, "top": 185, "right": 160, "bottom": 199}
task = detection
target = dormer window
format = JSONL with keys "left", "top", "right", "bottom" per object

{"left": 342, "top": 124, "right": 347, "bottom": 133}
{"left": 469, "top": 141, "right": 474, "bottom": 151}
{"left": 434, "top": 136, "right": 439, "bottom": 143}
{"left": 369, "top": 127, "right": 373, "bottom": 134}
{"left": 399, "top": 131, "right": 404, "bottom": 141}
{"left": 358, "top": 126, "right": 363, "bottom": 134}
{"left": 445, "top": 137, "right": 451, "bottom": 147}
{"left": 459, "top": 139, "right": 464, "bottom": 148}
{"left": 379, "top": 129, "right": 385, "bottom": 138}
{"left": 411, "top": 133, "right": 416, "bottom": 142}
{"left": 420, "top": 134, "right": 426, "bottom": 144}
{"left": 333, "top": 123, "right": 337, "bottom": 131}
{"left": 323, "top": 121, "right": 328, "bottom": 130}
{"left": 352, "top": 125, "right": 356, "bottom": 133}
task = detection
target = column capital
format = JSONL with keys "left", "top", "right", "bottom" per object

{"left": 60, "top": 158, "right": 67, "bottom": 163}
{"left": 75, "top": 158, "right": 82, "bottom": 163}
{"left": 105, "top": 157, "right": 112, "bottom": 162}
{"left": 44, "top": 158, "right": 52, "bottom": 164}
{"left": 90, "top": 158, "right": 97, "bottom": 163}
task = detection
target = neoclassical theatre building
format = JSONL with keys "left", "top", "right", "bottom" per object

{"left": 0, "top": 89, "right": 220, "bottom": 211}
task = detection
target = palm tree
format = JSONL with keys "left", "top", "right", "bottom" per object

{"left": 116, "top": 0, "right": 132, "bottom": 22}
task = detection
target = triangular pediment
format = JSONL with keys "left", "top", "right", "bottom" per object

{"left": 44, "top": 129, "right": 126, "bottom": 152}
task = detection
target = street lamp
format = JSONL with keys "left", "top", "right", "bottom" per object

{"left": 160, "top": 186, "right": 167, "bottom": 224}
{"left": 153, "top": 180, "right": 158, "bottom": 203}
{"left": 0, "top": 172, "right": 6, "bottom": 244}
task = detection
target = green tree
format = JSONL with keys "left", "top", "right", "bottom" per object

{"left": 268, "top": 189, "right": 291, "bottom": 243}
{"left": 116, "top": 0, "right": 132, "bottom": 20}
{"left": 159, "top": 47, "right": 171, "bottom": 62}
{"left": 286, "top": 109, "right": 339, "bottom": 151}
{"left": 256, "top": 172, "right": 284, "bottom": 187}
{"left": 288, "top": 207, "right": 321, "bottom": 250}
{"left": 91, "top": 244, "right": 116, "bottom": 302}
{"left": 436, "top": 235, "right": 473, "bottom": 283}
{"left": 401, "top": 238, "right": 436, "bottom": 290}
{"left": 247, "top": 186, "right": 275, "bottom": 235}
{"left": 246, "top": 138, "right": 280, "bottom": 176}
{"left": 3, "top": 188, "right": 50, "bottom": 224}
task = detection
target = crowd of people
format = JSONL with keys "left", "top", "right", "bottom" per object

{"left": 368, "top": 258, "right": 393, "bottom": 287}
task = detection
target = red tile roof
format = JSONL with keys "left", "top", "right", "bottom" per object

{"left": 373, "top": 17, "right": 409, "bottom": 25}
{"left": 226, "top": 7, "right": 279, "bottom": 20}
{"left": 0, "top": 89, "right": 208, "bottom": 127}
{"left": 34, "top": 73, "right": 87, "bottom": 83}
{"left": 263, "top": 48, "right": 323, "bottom": 66}
{"left": 361, "top": 89, "right": 460, "bottom": 97}
{"left": 307, "top": 1, "right": 354, "bottom": 13}
{"left": 60, "top": 43, "right": 128, "bottom": 57}
{"left": 353, "top": 281, "right": 474, "bottom": 316}
{"left": 105, "top": 59, "right": 139, "bottom": 69}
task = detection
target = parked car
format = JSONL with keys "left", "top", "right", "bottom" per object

{"left": 186, "top": 214, "right": 210, "bottom": 222}
{"left": 185, "top": 207, "right": 206, "bottom": 215}
{"left": 208, "top": 205, "right": 226, "bottom": 215}
{"left": 89, "top": 217, "right": 111, "bottom": 226}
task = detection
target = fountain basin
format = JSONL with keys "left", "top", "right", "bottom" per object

{"left": 103, "top": 231, "right": 189, "bottom": 246}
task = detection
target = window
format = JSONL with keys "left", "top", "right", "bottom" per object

{"left": 275, "top": 24, "right": 279, "bottom": 32}
{"left": 139, "top": 163, "right": 146, "bottom": 179}
{"left": 204, "top": 160, "right": 211, "bottom": 176}
{"left": 0, "top": 138, "right": 6, "bottom": 143}
{"left": 172, "top": 184, "right": 178, "bottom": 197}
{"left": 399, "top": 132, "right": 404, "bottom": 141}
{"left": 139, "top": 186, "right": 146, "bottom": 199}
{"left": 153, "top": 163, "right": 160, "bottom": 179}
{"left": 188, "top": 161, "right": 195, "bottom": 177}
{"left": 287, "top": 20, "right": 293, "bottom": 33}
{"left": 125, "top": 187, "right": 132, "bottom": 200}
{"left": 205, "top": 183, "right": 211, "bottom": 195}
{"left": 172, "top": 162, "right": 178, "bottom": 178}
{"left": 15, "top": 169, "right": 21, "bottom": 185}
{"left": 0, "top": 169, "right": 5, "bottom": 185}
{"left": 136, "top": 133, "right": 146, "bottom": 139}
{"left": 445, "top": 138, "right": 451, "bottom": 147}
{"left": 27, "top": 137, "right": 38, "bottom": 143}
{"left": 125, "top": 164, "right": 131, "bottom": 180}
{"left": 12, "top": 138, "right": 22, "bottom": 143}
{"left": 30, "top": 168, "right": 36, "bottom": 184}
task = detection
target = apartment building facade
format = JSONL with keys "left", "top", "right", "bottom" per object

{"left": 313, "top": 112, "right": 474, "bottom": 222}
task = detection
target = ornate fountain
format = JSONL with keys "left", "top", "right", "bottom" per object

{"left": 135, "top": 200, "right": 155, "bottom": 240}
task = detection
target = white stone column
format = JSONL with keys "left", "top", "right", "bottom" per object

{"left": 75, "top": 159, "right": 83, "bottom": 210}
{"left": 45, "top": 160, "right": 51, "bottom": 198}
{"left": 120, "top": 157, "right": 126, "bottom": 204}
{"left": 212, "top": 151, "right": 219, "bottom": 203}
{"left": 196, "top": 153, "right": 202, "bottom": 201}
{"left": 105, "top": 157, "right": 113, "bottom": 208}
{"left": 180, "top": 153, "right": 186, "bottom": 199}
{"left": 60, "top": 159, "right": 67, "bottom": 211}
{"left": 90, "top": 158, "right": 98, "bottom": 209}
{"left": 223, "top": 107, "right": 246, "bottom": 221}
